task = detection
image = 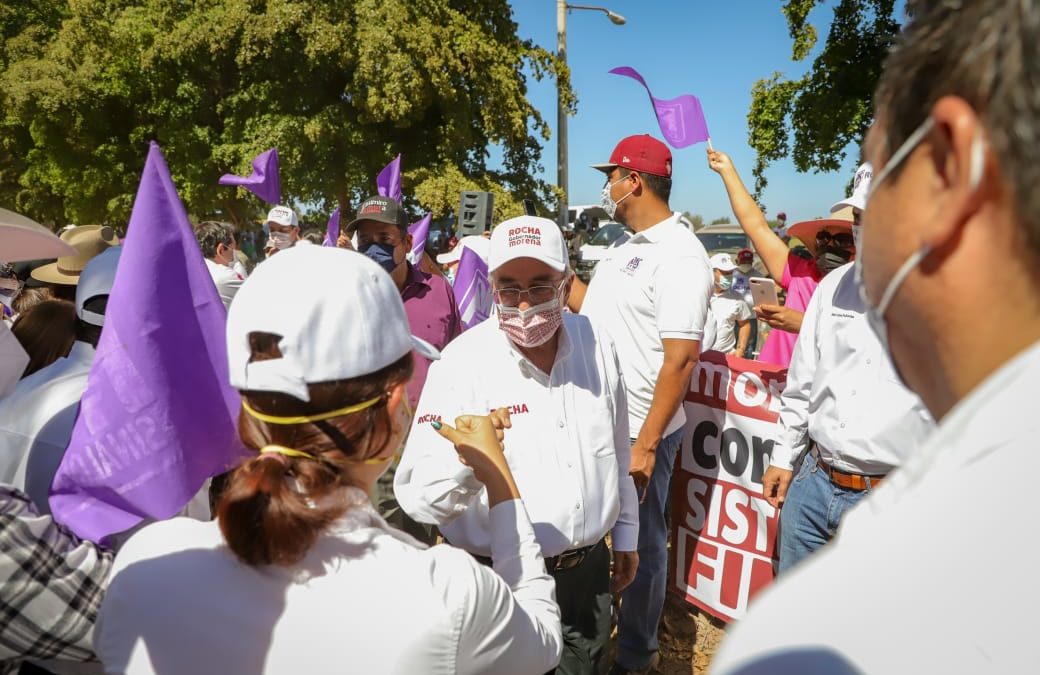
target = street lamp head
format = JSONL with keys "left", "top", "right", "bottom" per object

{"left": 606, "top": 11, "right": 626, "bottom": 25}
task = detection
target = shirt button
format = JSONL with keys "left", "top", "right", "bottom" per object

{"left": 566, "top": 461, "right": 573, "bottom": 468}
{"left": 851, "top": 389, "right": 856, "bottom": 396}
{"left": 557, "top": 419, "right": 564, "bottom": 428}
{"left": 840, "top": 422, "right": 846, "bottom": 429}
{"left": 575, "top": 503, "right": 581, "bottom": 510}
{"left": 866, "top": 358, "right": 872, "bottom": 364}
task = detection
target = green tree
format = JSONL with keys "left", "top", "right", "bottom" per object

{"left": 0, "top": 0, "right": 570, "bottom": 229}
{"left": 709, "top": 216, "right": 729, "bottom": 226}
{"left": 681, "top": 212, "right": 704, "bottom": 231}
{"left": 746, "top": 0, "right": 900, "bottom": 196}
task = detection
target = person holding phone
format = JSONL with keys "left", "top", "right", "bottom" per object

{"left": 95, "top": 246, "right": 562, "bottom": 675}
{"left": 707, "top": 151, "right": 857, "bottom": 367}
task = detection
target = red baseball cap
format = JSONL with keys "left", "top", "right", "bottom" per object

{"left": 592, "top": 134, "right": 672, "bottom": 178}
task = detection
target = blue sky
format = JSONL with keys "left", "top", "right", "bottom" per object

{"left": 505, "top": 1, "right": 883, "bottom": 223}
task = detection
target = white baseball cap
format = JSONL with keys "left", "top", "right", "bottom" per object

{"left": 436, "top": 235, "right": 490, "bottom": 266}
{"left": 831, "top": 163, "right": 873, "bottom": 213}
{"left": 265, "top": 205, "right": 299, "bottom": 229}
{"left": 709, "top": 252, "right": 737, "bottom": 272}
{"left": 487, "top": 216, "right": 568, "bottom": 274}
{"left": 76, "top": 246, "right": 122, "bottom": 326}
{"left": 226, "top": 245, "right": 439, "bottom": 402}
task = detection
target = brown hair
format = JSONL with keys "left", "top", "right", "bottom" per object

{"left": 12, "top": 287, "right": 52, "bottom": 317}
{"left": 874, "top": 0, "right": 1040, "bottom": 251}
{"left": 12, "top": 299, "right": 77, "bottom": 378}
{"left": 217, "top": 331, "right": 413, "bottom": 567}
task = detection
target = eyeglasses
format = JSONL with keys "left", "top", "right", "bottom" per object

{"left": 816, "top": 231, "right": 855, "bottom": 249}
{"left": 493, "top": 280, "right": 565, "bottom": 308}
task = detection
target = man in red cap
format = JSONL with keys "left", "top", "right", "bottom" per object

{"left": 570, "top": 134, "right": 715, "bottom": 675}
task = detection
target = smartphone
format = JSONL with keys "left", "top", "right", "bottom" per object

{"left": 749, "top": 277, "right": 779, "bottom": 307}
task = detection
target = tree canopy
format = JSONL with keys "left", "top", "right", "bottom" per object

{"left": 0, "top": 0, "right": 570, "bottom": 228}
{"left": 746, "top": 0, "right": 900, "bottom": 197}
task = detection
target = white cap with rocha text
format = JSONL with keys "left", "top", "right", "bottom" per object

{"left": 226, "top": 245, "right": 440, "bottom": 402}
{"left": 487, "top": 216, "right": 568, "bottom": 274}
{"left": 831, "top": 163, "right": 873, "bottom": 213}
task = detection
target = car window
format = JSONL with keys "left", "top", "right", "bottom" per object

{"left": 697, "top": 232, "right": 750, "bottom": 252}
{"left": 588, "top": 223, "right": 630, "bottom": 246}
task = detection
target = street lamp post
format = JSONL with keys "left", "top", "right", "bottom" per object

{"left": 556, "top": 2, "right": 626, "bottom": 231}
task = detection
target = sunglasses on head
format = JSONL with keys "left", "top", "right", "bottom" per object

{"left": 815, "top": 230, "right": 855, "bottom": 249}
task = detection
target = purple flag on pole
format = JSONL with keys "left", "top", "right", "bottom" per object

{"left": 407, "top": 213, "right": 432, "bottom": 264}
{"left": 218, "top": 148, "right": 281, "bottom": 204}
{"left": 51, "top": 142, "right": 247, "bottom": 542}
{"left": 323, "top": 207, "right": 341, "bottom": 247}
{"left": 376, "top": 154, "right": 402, "bottom": 202}
{"left": 609, "top": 67, "right": 710, "bottom": 148}
{"left": 453, "top": 246, "right": 491, "bottom": 330}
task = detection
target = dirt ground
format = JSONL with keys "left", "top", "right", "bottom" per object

{"left": 601, "top": 596, "right": 727, "bottom": 674}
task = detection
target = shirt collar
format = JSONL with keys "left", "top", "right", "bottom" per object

{"left": 628, "top": 211, "right": 682, "bottom": 244}
{"left": 401, "top": 263, "right": 432, "bottom": 295}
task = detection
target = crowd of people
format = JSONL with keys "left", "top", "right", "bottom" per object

{"left": 1, "top": 2, "right": 1038, "bottom": 673}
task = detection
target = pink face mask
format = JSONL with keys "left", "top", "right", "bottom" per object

{"left": 496, "top": 297, "right": 563, "bottom": 348}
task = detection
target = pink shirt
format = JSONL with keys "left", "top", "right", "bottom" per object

{"left": 757, "top": 254, "right": 821, "bottom": 367}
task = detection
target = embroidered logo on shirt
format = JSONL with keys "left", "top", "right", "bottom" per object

{"left": 507, "top": 225, "right": 541, "bottom": 248}
{"left": 491, "top": 403, "right": 530, "bottom": 415}
{"left": 623, "top": 256, "right": 643, "bottom": 275}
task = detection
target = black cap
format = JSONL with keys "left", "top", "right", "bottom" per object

{"left": 346, "top": 196, "right": 407, "bottom": 234}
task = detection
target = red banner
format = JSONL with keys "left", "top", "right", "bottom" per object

{"left": 669, "top": 351, "right": 788, "bottom": 622}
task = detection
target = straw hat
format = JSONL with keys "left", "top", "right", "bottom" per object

{"left": 31, "top": 225, "right": 119, "bottom": 285}
{"left": 787, "top": 207, "right": 855, "bottom": 256}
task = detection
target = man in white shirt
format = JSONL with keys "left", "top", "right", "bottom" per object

{"left": 568, "top": 134, "right": 714, "bottom": 675}
{"left": 708, "top": 253, "right": 753, "bottom": 356}
{"left": 396, "top": 215, "right": 638, "bottom": 675}
{"left": 193, "top": 221, "right": 244, "bottom": 309}
{"left": 713, "top": 3, "right": 1040, "bottom": 672}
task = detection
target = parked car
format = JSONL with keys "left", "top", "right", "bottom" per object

{"left": 576, "top": 221, "right": 631, "bottom": 281}
{"left": 696, "top": 222, "right": 751, "bottom": 254}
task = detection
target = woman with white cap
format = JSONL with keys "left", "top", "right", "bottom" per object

{"left": 95, "top": 245, "right": 562, "bottom": 675}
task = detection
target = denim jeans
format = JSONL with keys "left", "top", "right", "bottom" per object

{"left": 615, "top": 427, "right": 683, "bottom": 670}
{"left": 777, "top": 454, "right": 874, "bottom": 574}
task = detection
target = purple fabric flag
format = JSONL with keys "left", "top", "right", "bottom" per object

{"left": 453, "top": 246, "right": 491, "bottom": 330}
{"left": 609, "top": 67, "right": 710, "bottom": 149}
{"left": 407, "top": 213, "right": 432, "bottom": 264}
{"left": 218, "top": 148, "right": 281, "bottom": 204}
{"left": 376, "top": 154, "right": 402, "bottom": 202}
{"left": 51, "top": 142, "right": 248, "bottom": 542}
{"left": 323, "top": 207, "right": 341, "bottom": 247}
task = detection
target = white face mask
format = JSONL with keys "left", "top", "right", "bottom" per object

{"left": 267, "top": 231, "right": 293, "bottom": 250}
{"left": 600, "top": 176, "right": 634, "bottom": 220}
{"left": 737, "top": 263, "right": 753, "bottom": 275}
{"left": 496, "top": 296, "right": 564, "bottom": 348}
{"left": 856, "top": 117, "right": 985, "bottom": 352}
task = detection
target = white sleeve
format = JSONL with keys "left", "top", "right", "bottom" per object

{"left": 608, "top": 344, "right": 638, "bottom": 552}
{"left": 770, "top": 282, "right": 824, "bottom": 470}
{"left": 736, "top": 297, "right": 754, "bottom": 322}
{"left": 439, "top": 500, "right": 563, "bottom": 675}
{"left": 393, "top": 359, "right": 483, "bottom": 525}
{"left": 655, "top": 256, "right": 712, "bottom": 340}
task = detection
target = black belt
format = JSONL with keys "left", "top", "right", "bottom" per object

{"left": 473, "top": 538, "right": 604, "bottom": 573}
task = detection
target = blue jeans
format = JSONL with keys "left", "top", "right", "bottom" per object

{"left": 616, "top": 428, "right": 683, "bottom": 670}
{"left": 777, "top": 454, "right": 874, "bottom": 574}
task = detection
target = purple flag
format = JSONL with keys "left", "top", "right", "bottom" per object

{"left": 609, "top": 67, "right": 710, "bottom": 148}
{"left": 218, "top": 148, "right": 281, "bottom": 204}
{"left": 51, "top": 142, "right": 247, "bottom": 542}
{"left": 454, "top": 246, "right": 491, "bottom": 330}
{"left": 376, "top": 154, "right": 402, "bottom": 202}
{"left": 407, "top": 213, "right": 432, "bottom": 264}
{"left": 323, "top": 207, "right": 341, "bottom": 247}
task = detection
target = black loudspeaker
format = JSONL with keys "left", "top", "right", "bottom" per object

{"left": 457, "top": 191, "right": 494, "bottom": 237}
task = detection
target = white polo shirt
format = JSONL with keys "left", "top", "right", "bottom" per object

{"left": 581, "top": 212, "right": 714, "bottom": 438}
{"left": 394, "top": 312, "right": 639, "bottom": 556}
{"left": 96, "top": 490, "right": 561, "bottom": 675}
{"left": 710, "top": 290, "right": 753, "bottom": 352}
{"left": 712, "top": 341, "right": 1040, "bottom": 675}
{"left": 204, "top": 258, "right": 244, "bottom": 310}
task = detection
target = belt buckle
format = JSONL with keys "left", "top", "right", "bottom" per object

{"left": 553, "top": 549, "right": 586, "bottom": 572}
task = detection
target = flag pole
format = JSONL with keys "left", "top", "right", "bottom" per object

{"left": 707, "top": 137, "right": 715, "bottom": 152}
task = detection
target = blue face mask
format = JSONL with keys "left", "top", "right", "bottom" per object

{"left": 361, "top": 242, "right": 400, "bottom": 274}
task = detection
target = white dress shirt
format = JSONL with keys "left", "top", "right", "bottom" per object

{"left": 712, "top": 341, "right": 1040, "bottom": 675}
{"left": 0, "top": 341, "right": 95, "bottom": 488}
{"left": 581, "top": 212, "right": 715, "bottom": 438}
{"left": 771, "top": 264, "right": 934, "bottom": 475}
{"left": 710, "top": 290, "right": 753, "bottom": 352}
{"left": 394, "top": 312, "right": 639, "bottom": 556}
{"left": 96, "top": 489, "right": 562, "bottom": 675}
{"left": 204, "top": 258, "right": 244, "bottom": 310}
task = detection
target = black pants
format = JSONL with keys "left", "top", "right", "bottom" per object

{"left": 550, "top": 540, "right": 613, "bottom": 675}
